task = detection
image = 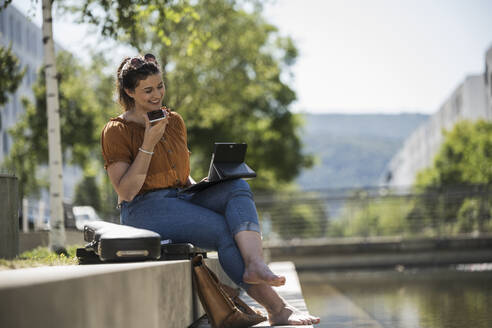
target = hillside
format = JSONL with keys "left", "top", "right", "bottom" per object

{"left": 296, "top": 113, "right": 429, "bottom": 189}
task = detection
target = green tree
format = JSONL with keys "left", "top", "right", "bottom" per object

{"left": 0, "top": 45, "right": 25, "bottom": 106}
{"left": 145, "top": 0, "right": 311, "bottom": 189}
{"left": 2, "top": 51, "right": 109, "bottom": 201}
{"left": 410, "top": 120, "right": 492, "bottom": 234}
{"left": 64, "top": 0, "right": 312, "bottom": 191}
{"left": 7, "top": 0, "right": 311, "bottom": 218}
{"left": 61, "top": 0, "right": 258, "bottom": 46}
{"left": 416, "top": 120, "right": 492, "bottom": 186}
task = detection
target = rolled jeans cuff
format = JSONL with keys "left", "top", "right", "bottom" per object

{"left": 232, "top": 221, "right": 261, "bottom": 235}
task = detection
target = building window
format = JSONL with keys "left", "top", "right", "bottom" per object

{"left": 4, "top": 101, "right": 9, "bottom": 120}
{"left": 9, "top": 15, "right": 14, "bottom": 41}
{"left": 2, "top": 131, "right": 8, "bottom": 155}
{"left": 4, "top": 14, "right": 8, "bottom": 39}
{"left": 0, "top": 11, "right": 4, "bottom": 35}
{"left": 26, "top": 65, "right": 31, "bottom": 85}
{"left": 12, "top": 96, "right": 18, "bottom": 118}
{"left": 20, "top": 23, "right": 24, "bottom": 48}
{"left": 31, "top": 32, "right": 36, "bottom": 55}
{"left": 26, "top": 29, "right": 30, "bottom": 52}
{"left": 16, "top": 21, "right": 21, "bottom": 46}
{"left": 454, "top": 95, "right": 462, "bottom": 115}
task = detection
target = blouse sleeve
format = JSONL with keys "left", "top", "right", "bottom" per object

{"left": 101, "top": 122, "right": 133, "bottom": 170}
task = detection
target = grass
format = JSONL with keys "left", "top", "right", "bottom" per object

{"left": 0, "top": 245, "right": 81, "bottom": 270}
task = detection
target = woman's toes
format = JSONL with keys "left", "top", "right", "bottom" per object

{"left": 268, "top": 305, "right": 320, "bottom": 326}
{"left": 243, "top": 261, "right": 286, "bottom": 286}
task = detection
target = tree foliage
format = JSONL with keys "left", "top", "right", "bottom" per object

{"left": 0, "top": 45, "right": 25, "bottom": 107}
{"left": 415, "top": 120, "right": 492, "bottom": 187}
{"left": 63, "top": 0, "right": 312, "bottom": 190}
{"left": 2, "top": 51, "right": 118, "bottom": 201}
{"left": 4, "top": 0, "right": 311, "bottom": 221}
{"left": 410, "top": 120, "right": 492, "bottom": 234}
{"left": 155, "top": 0, "right": 309, "bottom": 188}
{"left": 61, "top": 0, "right": 261, "bottom": 47}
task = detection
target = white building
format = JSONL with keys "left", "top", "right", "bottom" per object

{"left": 383, "top": 45, "right": 492, "bottom": 187}
{"left": 486, "top": 47, "right": 492, "bottom": 115}
{"left": 0, "top": 4, "right": 81, "bottom": 203}
{"left": 0, "top": 4, "right": 43, "bottom": 159}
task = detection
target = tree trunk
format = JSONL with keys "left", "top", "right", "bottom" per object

{"left": 42, "top": 0, "right": 66, "bottom": 251}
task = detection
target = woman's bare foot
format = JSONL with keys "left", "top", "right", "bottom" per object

{"left": 243, "top": 259, "right": 286, "bottom": 286}
{"left": 268, "top": 304, "right": 320, "bottom": 326}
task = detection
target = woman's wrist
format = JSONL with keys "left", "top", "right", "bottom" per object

{"left": 140, "top": 141, "right": 155, "bottom": 153}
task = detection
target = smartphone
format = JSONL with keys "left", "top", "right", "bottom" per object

{"left": 147, "top": 109, "right": 166, "bottom": 123}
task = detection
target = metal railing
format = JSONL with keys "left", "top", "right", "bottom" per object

{"left": 254, "top": 184, "right": 492, "bottom": 241}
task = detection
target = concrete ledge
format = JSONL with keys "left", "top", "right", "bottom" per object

{"left": 265, "top": 235, "right": 492, "bottom": 270}
{"left": 265, "top": 235, "right": 492, "bottom": 255}
{"left": 0, "top": 256, "right": 230, "bottom": 328}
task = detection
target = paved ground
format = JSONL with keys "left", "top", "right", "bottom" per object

{"left": 194, "top": 261, "right": 315, "bottom": 327}
{"left": 193, "top": 261, "right": 384, "bottom": 328}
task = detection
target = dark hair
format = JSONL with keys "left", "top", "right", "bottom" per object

{"left": 116, "top": 55, "right": 161, "bottom": 111}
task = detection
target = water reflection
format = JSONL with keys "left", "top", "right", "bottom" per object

{"left": 299, "top": 266, "right": 492, "bottom": 328}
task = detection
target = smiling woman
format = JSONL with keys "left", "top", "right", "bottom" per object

{"left": 99, "top": 54, "right": 320, "bottom": 325}
{"left": 116, "top": 54, "right": 165, "bottom": 114}
{"left": 102, "top": 54, "right": 187, "bottom": 202}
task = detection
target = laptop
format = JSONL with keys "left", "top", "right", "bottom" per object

{"left": 180, "top": 142, "right": 256, "bottom": 193}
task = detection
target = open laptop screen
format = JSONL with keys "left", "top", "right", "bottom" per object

{"left": 212, "top": 143, "right": 247, "bottom": 163}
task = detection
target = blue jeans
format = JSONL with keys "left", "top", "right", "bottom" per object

{"left": 120, "top": 179, "right": 260, "bottom": 289}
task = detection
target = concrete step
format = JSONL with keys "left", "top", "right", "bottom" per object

{"left": 0, "top": 257, "right": 225, "bottom": 328}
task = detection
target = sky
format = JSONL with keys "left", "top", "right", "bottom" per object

{"left": 13, "top": 0, "right": 492, "bottom": 115}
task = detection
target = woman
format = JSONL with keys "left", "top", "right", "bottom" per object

{"left": 101, "top": 54, "right": 320, "bottom": 326}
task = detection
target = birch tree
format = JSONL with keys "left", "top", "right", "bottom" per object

{"left": 42, "top": 0, "right": 65, "bottom": 252}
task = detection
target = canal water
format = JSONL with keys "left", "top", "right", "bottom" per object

{"left": 299, "top": 264, "right": 492, "bottom": 328}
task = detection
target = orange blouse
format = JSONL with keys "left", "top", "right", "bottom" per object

{"left": 101, "top": 111, "right": 190, "bottom": 195}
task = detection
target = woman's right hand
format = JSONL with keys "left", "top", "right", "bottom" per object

{"left": 141, "top": 113, "right": 168, "bottom": 151}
